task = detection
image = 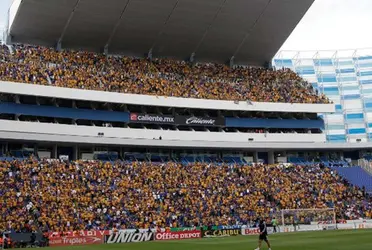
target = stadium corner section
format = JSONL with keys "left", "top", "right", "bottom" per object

{"left": 41, "top": 220, "right": 372, "bottom": 247}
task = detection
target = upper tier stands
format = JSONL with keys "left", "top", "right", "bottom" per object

{"left": 0, "top": 160, "right": 370, "bottom": 233}
{"left": 0, "top": 44, "right": 329, "bottom": 104}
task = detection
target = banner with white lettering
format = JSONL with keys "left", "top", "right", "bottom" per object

{"left": 175, "top": 116, "right": 225, "bottom": 127}
{"left": 241, "top": 227, "right": 274, "bottom": 235}
{"left": 155, "top": 230, "right": 201, "bottom": 241}
{"left": 129, "top": 113, "right": 175, "bottom": 124}
{"left": 202, "top": 229, "right": 240, "bottom": 238}
{"left": 105, "top": 230, "right": 154, "bottom": 244}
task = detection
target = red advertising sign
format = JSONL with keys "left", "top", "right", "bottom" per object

{"left": 49, "top": 230, "right": 110, "bottom": 247}
{"left": 242, "top": 228, "right": 260, "bottom": 235}
{"left": 49, "top": 235, "right": 103, "bottom": 247}
{"left": 155, "top": 230, "right": 201, "bottom": 241}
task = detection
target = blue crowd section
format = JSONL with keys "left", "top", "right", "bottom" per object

{"left": 225, "top": 118, "right": 324, "bottom": 129}
{"left": 0, "top": 102, "right": 130, "bottom": 122}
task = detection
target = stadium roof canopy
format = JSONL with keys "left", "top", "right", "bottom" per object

{"left": 7, "top": 0, "right": 314, "bottom": 66}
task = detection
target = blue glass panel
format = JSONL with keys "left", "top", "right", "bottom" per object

{"left": 345, "top": 113, "right": 364, "bottom": 119}
{"left": 318, "top": 76, "right": 337, "bottom": 82}
{"left": 324, "top": 87, "right": 338, "bottom": 91}
{"left": 324, "top": 91, "right": 339, "bottom": 95}
{"left": 297, "top": 69, "right": 315, "bottom": 75}
{"left": 358, "top": 71, "right": 372, "bottom": 76}
{"left": 362, "top": 89, "right": 372, "bottom": 94}
{"left": 338, "top": 61, "right": 353, "bottom": 66}
{"left": 336, "top": 68, "right": 355, "bottom": 74}
{"left": 342, "top": 86, "right": 359, "bottom": 91}
{"left": 358, "top": 56, "right": 372, "bottom": 60}
{"left": 314, "top": 59, "right": 333, "bottom": 66}
{"left": 338, "top": 76, "right": 357, "bottom": 82}
{"left": 327, "top": 125, "right": 345, "bottom": 130}
{"left": 342, "top": 94, "right": 360, "bottom": 100}
{"left": 327, "top": 135, "right": 346, "bottom": 142}
{"left": 274, "top": 59, "right": 293, "bottom": 67}
{"left": 347, "top": 128, "right": 366, "bottom": 134}
{"left": 365, "top": 103, "right": 372, "bottom": 108}
{"left": 335, "top": 104, "right": 342, "bottom": 111}
{"left": 360, "top": 79, "right": 372, "bottom": 84}
{"left": 359, "top": 62, "right": 372, "bottom": 68}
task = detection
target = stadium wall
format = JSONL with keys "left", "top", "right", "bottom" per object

{"left": 274, "top": 49, "right": 372, "bottom": 143}
{"left": 0, "top": 120, "right": 326, "bottom": 148}
{"left": 0, "top": 81, "right": 335, "bottom": 113}
{"left": 0, "top": 102, "right": 324, "bottom": 129}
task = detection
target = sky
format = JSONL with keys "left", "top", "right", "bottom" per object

{"left": 0, "top": 0, "right": 371, "bottom": 53}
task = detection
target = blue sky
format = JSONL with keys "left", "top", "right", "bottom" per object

{"left": 1, "top": 0, "right": 371, "bottom": 52}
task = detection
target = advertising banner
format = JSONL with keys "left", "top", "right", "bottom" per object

{"left": 105, "top": 231, "right": 154, "bottom": 244}
{"left": 241, "top": 228, "right": 260, "bottom": 235}
{"left": 220, "top": 225, "right": 242, "bottom": 230}
{"left": 49, "top": 230, "right": 110, "bottom": 238}
{"left": 170, "top": 227, "right": 201, "bottom": 232}
{"left": 175, "top": 116, "right": 225, "bottom": 126}
{"left": 202, "top": 229, "right": 241, "bottom": 238}
{"left": 155, "top": 230, "right": 201, "bottom": 241}
{"left": 129, "top": 113, "right": 175, "bottom": 124}
{"left": 241, "top": 227, "right": 274, "bottom": 235}
{"left": 49, "top": 235, "right": 103, "bottom": 247}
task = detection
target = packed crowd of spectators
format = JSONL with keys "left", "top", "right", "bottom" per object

{"left": 0, "top": 159, "right": 370, "bottom": 233}
{"left": 0, "top": 44, "right": 329, "bottom": 103}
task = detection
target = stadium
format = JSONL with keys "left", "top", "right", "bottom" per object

{"left": 0, "top": 0, "right": 371, "bottom": 249}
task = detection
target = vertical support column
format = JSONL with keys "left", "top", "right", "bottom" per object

{"left": 190, "top": 53, "right": 195, "bottom": 63}
{"left": 56, "top": 41, "right": 62, "bottom": 52}
{"left": 268, "top": 151, "right": 275, "bottom": 164}
{"left": 229, "top": 56, "right": 235, "bottom": 68}
{"left": 253, "top": 151, "right": 258, "bottom": 163}
{"left": 53, "top": 144, "right": 58, "bottom": 159}
{"left": 73, "top": 146, "right": 78, "bottom": 160}
{"left": 103, "top": 44, "right": 109, "bottom": 55}
{"left": 34, "top": 144, "right": 38, "bottom": 158}
{"left": 148, "top": 48, "right": 153, "bottom": 61}
{"left": 5, "top": 142, "right": 9, "bottom": 155}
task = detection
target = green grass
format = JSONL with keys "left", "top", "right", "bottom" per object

{"left": 49, "top": 229, "right": 372, "bottom": 250}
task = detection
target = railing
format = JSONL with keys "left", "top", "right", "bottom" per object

{"left": 357, "top": 159, "right": 372, "bottom": 175}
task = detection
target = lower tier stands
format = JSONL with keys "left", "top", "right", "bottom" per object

{"left": 0, "top": 160, "right": 371, "bottom": 233}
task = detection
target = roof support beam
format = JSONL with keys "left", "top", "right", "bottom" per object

{"left": 150, "top": 0, "right": 180, "bottom": 52}
{"left": 232, "top": 0, "right": 272, "bottom": 60}
{"left": 193, "top": 0, "right": 227, "bottom": 54}
{"left": 104, "top": 0, "right": 131, "bottom": 53}
{"left": 57, "top": 0, "right": 82, "bottom": 50}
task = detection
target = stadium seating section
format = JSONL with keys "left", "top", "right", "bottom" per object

{"left": 0, "top": 44, "right": 329, "bottom": 104}
{"left": 0, "top": 159, "right": 370, "bottom": 233}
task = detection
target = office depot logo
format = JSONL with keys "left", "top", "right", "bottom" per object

{"left": 155, "top": 230, "right": 201, "bottom": 241}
